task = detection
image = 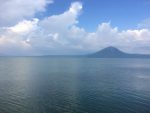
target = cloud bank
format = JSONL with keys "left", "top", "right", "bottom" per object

{"left": 0, "top": 0, "right": 53, "bottom": 26}
{"left": 0, "top": 1, "right": 150, "bottom": 55}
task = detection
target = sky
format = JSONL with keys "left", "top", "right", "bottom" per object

{"left": 0, "top": 0, "right": 150, "bottom": 55}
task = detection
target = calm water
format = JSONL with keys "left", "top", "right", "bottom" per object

{"left": 0, "top": 57, "right": 150, "bottom": 113}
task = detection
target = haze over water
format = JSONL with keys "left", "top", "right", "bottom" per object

{"left": 0, "top": 57, "right": 150, "bottom": 113}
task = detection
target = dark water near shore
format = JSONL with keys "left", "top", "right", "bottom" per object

{"left": 0, "top": 57, "right": 150, "bottom": 113}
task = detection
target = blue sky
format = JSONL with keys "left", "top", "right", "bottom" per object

{"left": 42, "top": 0, "right": 150, "bottom": 31}
{"left": 0, "top": 0, "right": 150, "bottom": 55}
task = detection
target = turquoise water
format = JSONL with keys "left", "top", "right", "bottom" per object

{"left": 0, "top": 57, "right": 150, "bottom": 113}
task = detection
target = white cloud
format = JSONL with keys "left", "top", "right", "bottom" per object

{"left": 39, "top": 1, "right": 82, "bottom": 33}
{"left": 1, "top": 1, "right": 150, "bottom": 55}
{"left": 69, "top": 2, "right": 82, "bottom": 15}
{"left": 0, "top": 2, "right": 83, "bottom": 55}
{"left": 0, "top": 0, "right": 53, "bottom": 27}
{"left": 8, "top": 18, "right": 39, "bottom": 34}
{"left": 78, "top": 22, "right": 150, "bottom": 53}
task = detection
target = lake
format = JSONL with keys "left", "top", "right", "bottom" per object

{"left": 0, "top": 57, "right": 150, "bottom": 113}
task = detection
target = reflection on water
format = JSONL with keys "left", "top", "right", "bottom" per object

{"left": 0, "top": 57, "right": 150, "bottom": 113}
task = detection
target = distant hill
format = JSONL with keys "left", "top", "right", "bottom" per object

{"left": 88, "top": 46, "right": 150, "bottom": 58}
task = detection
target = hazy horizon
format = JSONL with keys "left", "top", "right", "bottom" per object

{"left": 1, "top": 46, "right": 150, "bottom": 56}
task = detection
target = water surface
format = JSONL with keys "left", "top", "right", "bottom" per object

{"left": 0, "top": 57, "right": 150, "bottom": 113}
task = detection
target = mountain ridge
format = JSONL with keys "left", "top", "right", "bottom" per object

{"left": 88, "top": 46, "right": 150, "bottom": 58}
